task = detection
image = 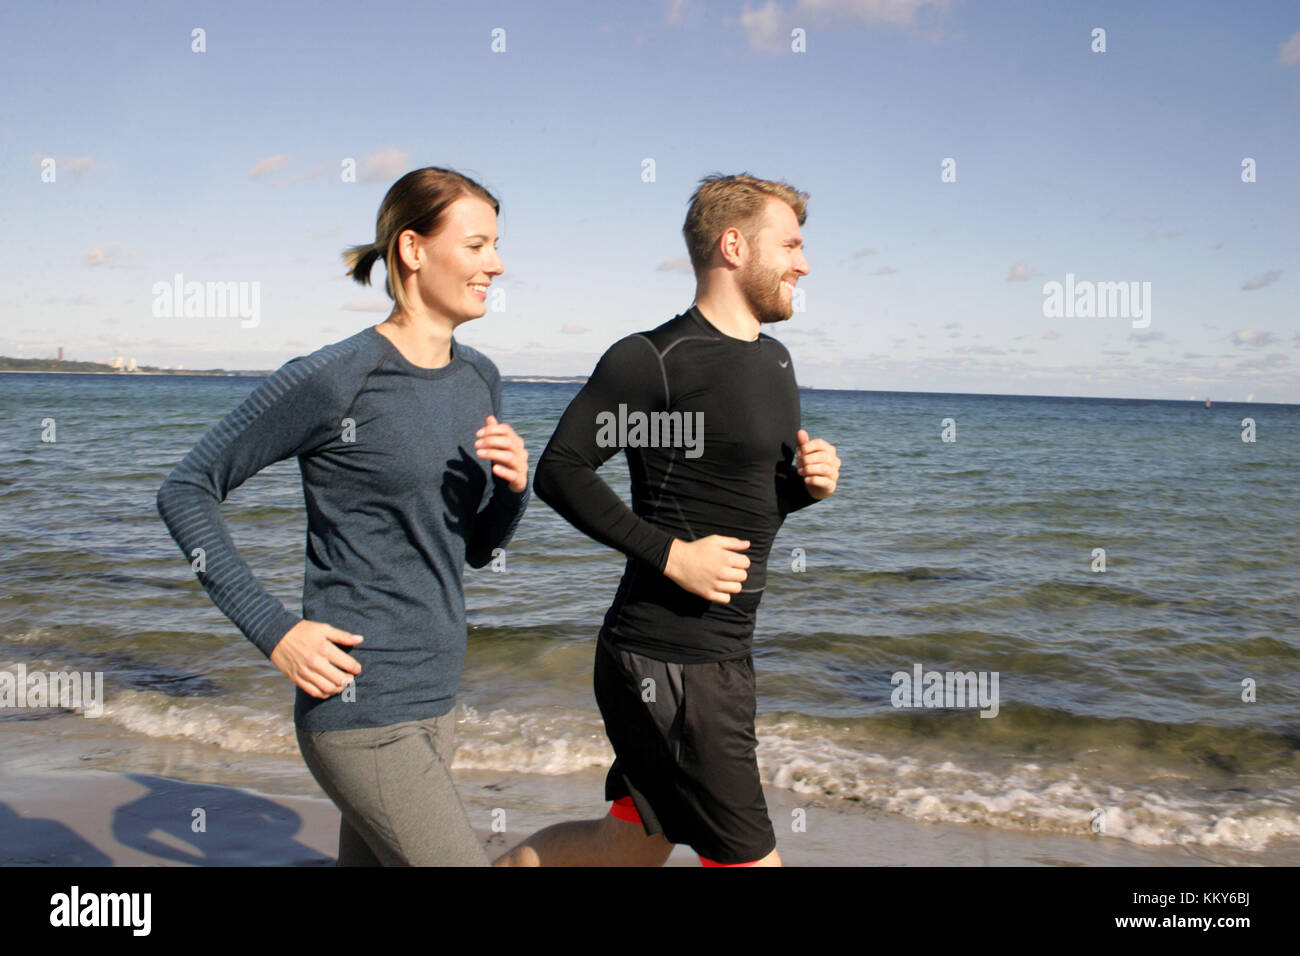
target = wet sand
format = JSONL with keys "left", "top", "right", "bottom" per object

{"left": 0, "top": 714, "right": 1271, "bottom": 867}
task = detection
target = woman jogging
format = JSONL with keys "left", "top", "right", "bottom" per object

{"left": 156, "top": 167, "right": 529, "bottom": 866}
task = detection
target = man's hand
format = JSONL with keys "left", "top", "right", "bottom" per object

{"left": 796, "top": 428, "right": 839, "bottom": 500}
{"left": 475, "top": 414, "right": 529, "bottom": 493}
{"left": 663, "top": 535, "right": 751, "bottom": 603}
{"left": 270, "top": 620, "right": 363, "bottom": 699}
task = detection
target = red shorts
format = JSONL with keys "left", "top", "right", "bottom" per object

{"left": 608, "top": 797, "right": 761, "bottom": 866}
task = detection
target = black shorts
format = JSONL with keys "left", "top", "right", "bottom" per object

{"left": 593, "top": 634, "right": 775, "bottom": 865}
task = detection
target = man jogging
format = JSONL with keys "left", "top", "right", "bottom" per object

{"left": 496, "top": 172, "right": 840, "bottom": 867}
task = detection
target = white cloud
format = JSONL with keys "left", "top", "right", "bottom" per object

{"left": 656, "top": 255, "right": 693, "bottom": 273}
{"left": 1230, "top": 329, "right": 1278, "bottom": 347}
{"left": 1280, "top": 30, "right": 1300, "bottom": 65}
{"left": 84, "top": 242, "right": 131, "bottom": 269}
{"left": 1235, "top": 353, "right": 1288, "bottom": 372}
{"left": 31, "top": 153, "right": 94, "bottom": 176}
{"left": 361, "top": 148, "right": 413, "bottom": 182}
{"left": 797, "top": 0, "right": 948, "bottom": 29}
{"left": 1241, "top": 269, "right": 1282, "bottom": 291}
{"left": 739, "top": 0, "right": 953, "bottom": 51}
{"left": 738, "top": 0, "right": 786, "bottom": 53}
{"left": 249, "top": 154, "right": 292, "bottom": 179}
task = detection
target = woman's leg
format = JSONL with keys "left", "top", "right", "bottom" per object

{"left": 297, "top": 710, "right": 488, "bottom": 866}
{"left": 337, "top": 814, "right": 383, "bottom": 867}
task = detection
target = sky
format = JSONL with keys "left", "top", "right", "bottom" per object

{"left": 2, "top": 0, "right": 1297, "bottom": 401}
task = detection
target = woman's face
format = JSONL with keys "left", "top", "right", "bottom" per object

{"left": 402, "top": 195, "right": 503, "bottom": 325}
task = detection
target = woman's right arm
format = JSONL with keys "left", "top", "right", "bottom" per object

{"left": 155, "top": 353, "right": 363, "bottom": 697}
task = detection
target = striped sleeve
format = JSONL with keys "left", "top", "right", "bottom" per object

{"left": 155, "top": 347, "right": 356, "bottom": 658}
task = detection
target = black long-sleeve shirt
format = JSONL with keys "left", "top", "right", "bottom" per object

{"left": 533, "top": 304, "right": 816, "bottom": 662}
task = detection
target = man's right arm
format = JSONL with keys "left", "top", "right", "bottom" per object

{"left": 532, "top": 335, "right": 676, "bottom": 572}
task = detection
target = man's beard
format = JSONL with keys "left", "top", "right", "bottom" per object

{"left": 738, "top": 254, "right": 793, "bottom": 324}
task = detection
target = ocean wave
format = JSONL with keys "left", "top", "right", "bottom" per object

{"left": 102, "top": 690, "right": 297, "bottom": 755}
{"left": 8, "top": 677, "right": 1298, "bottom": 852}
{"left": 756, "top": 716, "right": 1300, "bottom": 853}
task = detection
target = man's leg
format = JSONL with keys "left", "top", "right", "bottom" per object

{"left": 674, "top": 652, "right": 779, "bottom": 866}
{"left": 496, "top": 638, "right": 681, "bottom": 867}
{"left": 493, "top": 802, "right": 672, "bottom": 867}
{"left": 699, "top": 847, "right": 782, "bottom": 867}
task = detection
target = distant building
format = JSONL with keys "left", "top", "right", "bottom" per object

{"left": 57, "top": 347, "right": 64, "bottom": 361}
{"left": 109, "top": 357, "right": 124, "bottom": 370}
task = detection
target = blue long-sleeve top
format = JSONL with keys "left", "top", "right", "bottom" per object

{"left": 156, "top": 326, "right": 529, "bottom": 731}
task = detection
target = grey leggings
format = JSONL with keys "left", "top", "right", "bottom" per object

{"left": 296, "top": 710, "right": 488, "bottom": 866}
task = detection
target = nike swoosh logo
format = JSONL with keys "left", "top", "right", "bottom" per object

{"left": 779, "top": 360, "right": 789, "bottom": 368}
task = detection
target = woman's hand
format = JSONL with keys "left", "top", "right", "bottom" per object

{"left": 269, "top": 620, "right": 363, "bottom": 698}
{"left": 475, "top": 414, "right": 529, "bottom": 493}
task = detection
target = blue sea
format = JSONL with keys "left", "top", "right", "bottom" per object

{"left": 1, "top": 372, "right": 1297, "bottom": 856}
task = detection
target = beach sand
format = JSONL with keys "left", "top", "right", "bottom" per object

{"left": 0, "top": 713, "right": 1271, "bottom": 867}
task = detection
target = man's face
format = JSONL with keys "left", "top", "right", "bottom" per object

{"left": 737, "top": 197, "right": 810, "bottom": 324}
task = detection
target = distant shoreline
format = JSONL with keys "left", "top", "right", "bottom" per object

{"left": 0, "top": 369, "right": 267, "bottom": 378}
{"left": 0, "top": 368, "right": 590, "bottom": 383}
{"left": 2, "top": 366, "right": 1292, "bottom": 404}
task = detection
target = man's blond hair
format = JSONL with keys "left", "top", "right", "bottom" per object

{"left": 682, "top": 173, "right": 809, "bottom": 272}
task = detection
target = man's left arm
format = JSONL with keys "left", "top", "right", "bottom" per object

{"left": 777, "top": 427, "right": 840, "bottom": 515}
{"left": 794, "top": 427, "right": 839, "bottom": 501}
{"left": 774, "top": 351, "right": 839, "bottom": 514}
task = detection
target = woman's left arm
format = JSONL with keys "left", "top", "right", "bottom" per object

{"left": 465, "top": 373, "right": 530, "bottom": 567}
